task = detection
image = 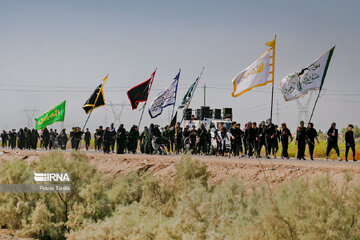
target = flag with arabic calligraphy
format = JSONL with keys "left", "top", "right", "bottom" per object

{"left": 148, "top": 69, "right": 180, "bottom": 118}
{"left": 232, "top": 49, "right": 272, "bottom": 97}
{"left": 281, "top": 47, "right": 335, "bottom": 101}
{"left": 35, "top": 100, "right": 66, "bottom": 130}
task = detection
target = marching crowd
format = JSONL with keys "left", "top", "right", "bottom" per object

{"left": 0, "top": 120, "right": 357, "bottom": 161}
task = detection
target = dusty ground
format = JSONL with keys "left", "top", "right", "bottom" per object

{"left": 1, "top": 149, "right": 360, "bottom": 189}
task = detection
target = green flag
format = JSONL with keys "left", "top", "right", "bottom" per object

{"left": 178, "top": 67, "right": 204, "bottom": 109}
{"left": 35, "top": 101, "right": 66, "bottom": 130}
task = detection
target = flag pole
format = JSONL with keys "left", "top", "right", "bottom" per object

{"left": 138, "top": 68, "right": 156, "bottom": 128}
{"left": 138, "top": 103, "right": 147, "bottom": 128}
{"left": 82, "top": 110, "right": 93, "bottom": 131}
{"left": 269, "top": 36, "right": 276, "bottom": 123}
{"left": 171, "top": 69, "right": 181, "bottom": 120}
{"left": 308, "top": 46, "right": 335, "bottom": 123}
{"left": 308, "top": 89, "right": 322, "bottom": 123}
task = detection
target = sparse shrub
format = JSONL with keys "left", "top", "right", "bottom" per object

{"left": 107, "top": 173, "right": 145, "bottom": 206}
{"left": 67, "top": 156, "right": 360, "bottom": 240}
{"left": 2, "top": 152, "right": 360, "bottom": 240}
{"left": 174, "top": 153, "right": 210, "bottom": 189}
{"left": 0, "top": 151, "right": 113, "bottom": 239}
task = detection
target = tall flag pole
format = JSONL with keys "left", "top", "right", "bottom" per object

{"left": 266, "top": 35, "right": 276, "bottom": 123}
{"left": 280, "top": 46, "right": 335, "bottom": 123}
{"left": 178, "top": 67, "right": 205, "bottom": 123}
{"left": 171, "top": 69, "right": 181, "bottom": 120}
{"left": 82, "top": 74, "right": 108, "bottom": 131}
{"left": 127, "top": 69, "right": 157, "bottom": 128}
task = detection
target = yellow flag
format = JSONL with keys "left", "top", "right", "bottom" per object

{"left": 266, "top": 35, "right": 276, "bottom": 48}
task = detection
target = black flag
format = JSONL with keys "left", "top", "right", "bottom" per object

{"left": 127, "top": 69, "right": 156, "bottom": 110}
{"left": 169, "top": 111, "right": 177, "bottom": 127}
{"left": 82, "top": 74, "right": 108, "bottom": 114}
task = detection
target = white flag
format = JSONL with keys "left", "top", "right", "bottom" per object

{"left": 148, "top": 70, "right": 180, "bottom": 118}
{"left": 232, "top": 49, "right": 272, "bottom": 97}
{"left": 281, "top": 47, "right": 335, "bottom": 101}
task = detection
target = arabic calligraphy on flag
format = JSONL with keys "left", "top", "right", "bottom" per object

{"left": 232, "top": 49, "right": 271, "bottom": 97}
{"left": 280, "top": 47, "right": 335, "bottom": 101}
{"left": 35, "top": 100, "right": 66, "bottom": 130}
{"left": 148, "top": 71, "right": 179, "bottom": 118}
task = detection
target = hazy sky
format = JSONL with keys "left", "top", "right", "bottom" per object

{"left": 1, "top": 0, "right": 359, "bottom": 132}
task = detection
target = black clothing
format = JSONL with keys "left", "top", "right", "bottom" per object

{"left": 189, "top": 132, "right": 197, "bottom": 153}
{"left": 230, "top": 127, "right": 241, "bottom": 156}
{"left": 128, "top": 127, "right": 139, "bottom": 154}
{"left": 9, "top": 132, "right": 17, "bottom": 149}
{"left": 244, "top": 127, "right": 256, "bottom": 157}
{"left": 198, "top": 127, "right": 208, "bottom": 154}
{"left": 326, "top": 128, "right": 340, "bottom": 157}
{"left": 264, "top": 125, "right": 275, "bottom": 157}
{"left": 110, "top": 128, "right": 116, "bottom": 152}
{"left": 103, "top": 130, "right": 112, "bottom": 153}
{"left": 84, "top": 131, "right": 91, "bottom": 150}
{"left": 296, "top": 126, "right": 306, "bottom": 159}
{"left": 306, "top": 128, "right": 318, "bottom": 158}
{"left": 116, "top": 127, "right": 126, "bottom": 154}
{"left": 95, "top": 129, "right": 104, "bottom": 151}
{"left": 345, "top": 130, "right": 355, "bottom": 146}
{"left": 345, "top": 130, "right": 355, "bottom": 160}
{"left": 59, "top": 132, "right": 68, "bottom": 150}
{"left": 1, "top": 132, "right": 8, "bottom": 148}
{"left": 256, "top": 126, "right": 266, "bottom": 157}
{"left": 272, "top": 129, "right": 280, "bottom": 155}
{"left": 73, "top": 131, "right": 83, "bottom": 150}
{"left": 280, "top": 128, "right": 291, "bottom": 158}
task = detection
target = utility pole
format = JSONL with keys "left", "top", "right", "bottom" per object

{"left": 203, "top": 83, "right": 206, "bottom": 106}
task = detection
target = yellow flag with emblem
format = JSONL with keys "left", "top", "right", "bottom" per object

{"left": 232, "top": 37, "right": 276, "bottom": 97}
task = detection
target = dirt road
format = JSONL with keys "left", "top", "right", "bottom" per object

{"left": 1, "top": 149, "right": 359, "bottom": 189}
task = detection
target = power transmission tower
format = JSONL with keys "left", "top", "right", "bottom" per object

{"left": 22, "top": 108, "right": 39, "bottom": 128}
{"left": 295, "top": 92, "right": 313, "bottom": 124}
{"left": 105, "top": 101, "right": 131, "bottom": 127}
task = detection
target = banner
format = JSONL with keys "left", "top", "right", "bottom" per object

{"left": 127, "top": 69, "right": 156, "bottom": 110}
{"left": 178, "top": 67, "right": 204, "bottom": 109}
{"left": 82, "top": 74, "right": 108, "bottom": 114}
{"left": 148, "top": 70, "right": 180, "bottom": 118}
{"left": 35, "top": 101, "right": 66, "bottom": 130}
{"left": 281, "top": 47, "right": 335, "bottom": 101}
{"left": 231, "top": 49, "right": 272, "bottom": 97}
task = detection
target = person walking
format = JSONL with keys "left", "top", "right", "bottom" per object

{"left": 326, "top": 122, "right": 341, "bottom": 161}
{"left": 345, "top": 124, "right": 356, "bottom": 162}
{"left": 280, "top": 123, "right": 292, "bottom": 159}
{"left": 296, "top": 121, "right": 307, "bottom": 160}
{"left": 305, "top": 123, "right": 319, "bottom": 160}
{"left": 84, "top": 128, "right": 91, "bottom": 151}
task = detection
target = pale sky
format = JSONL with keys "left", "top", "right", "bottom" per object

{"left": 1, "top": 0, "right": 359, "bottom": 132}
